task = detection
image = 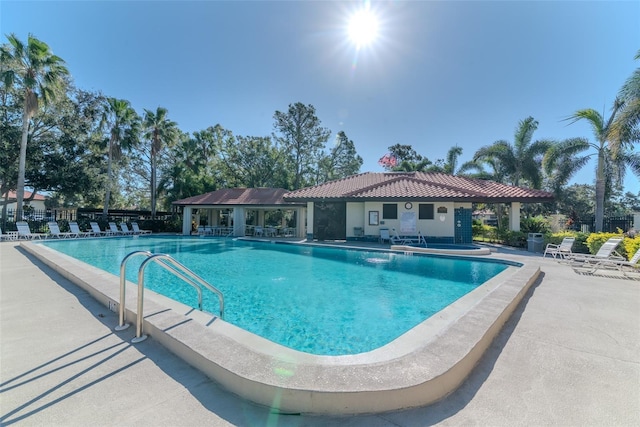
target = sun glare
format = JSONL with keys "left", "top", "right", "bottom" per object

{"left": 348, "top": 7, "right": 379, "bottom": 49}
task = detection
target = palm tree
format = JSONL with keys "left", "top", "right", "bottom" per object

{"left": 0, "top": 34, "right": 68, "bottom": 220}
{"left": 545, "top": 101, "right": 640, "bottom": 232}
{"left": 100, "top": 98, "right": 139, "bottom": 220}
{"left": 473, "top": 117, "right": 552, "bottom": 188}
{"left": 611, "top": 50, "right": 640, "bottom": 146}
{"left": 143, "top": 107, "right": 178, "bottom": 218}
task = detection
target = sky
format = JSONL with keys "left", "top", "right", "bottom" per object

{"left": 1, "top": 0, "right": 639, "bottom": 194}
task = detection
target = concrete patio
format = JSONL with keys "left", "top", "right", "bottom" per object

{"left": 1, "top": 240, "right": 638, "bottom": 426}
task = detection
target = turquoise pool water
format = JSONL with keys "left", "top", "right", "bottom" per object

{"left": 41, "top": 236, "right": 510, "bottom": 355}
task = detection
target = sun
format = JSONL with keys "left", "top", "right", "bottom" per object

{"left": 347, "top": 7, "right": 379, "bottom": 49}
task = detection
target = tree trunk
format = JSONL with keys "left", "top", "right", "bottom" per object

{"left": 16, "top": 107, "right": 30, "bottom": 221}
{"left": 151, "top": 153, "right": 156, "bottom": 219}
{"left": 102, "top": 146, "right": 112, "bottom": 221}
{"left": 594, "top": 149, "right": 606, "bottom": 232}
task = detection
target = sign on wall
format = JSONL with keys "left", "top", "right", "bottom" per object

{"left": 400, "top": 211, "right": 416, "bottom": 234}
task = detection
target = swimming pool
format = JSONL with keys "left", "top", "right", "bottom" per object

{"left": 41, "top": 236, "right": 509, "bottom": 355}
{"left": 23, "top": 238, "right": 539, "bottom": 414}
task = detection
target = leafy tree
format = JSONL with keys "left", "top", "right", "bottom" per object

{"left": 273, "top": 102, "right": 331, "bottom": 189}
{"left": 545, "top": 102, "right": 640, "bottom": 231}
{"left": 473, "top": 117, "right": 551, "bottom": 188}
{"left": 0, "top": 33, "right": 69, "bottom": 219}
{"left": 316, "top": 131, "right": 363, "bottom": 183}
{"left": 611, "top": 49, "right": 640, "bottom": 146}
{"left": 143, "top": 107, "right": 178, "bottom": 218}
{"left": 219, "top": 134, "right": 285, "bottom": 188}
{"left": 99, "top": 97, "right": 139, "bottom": 219}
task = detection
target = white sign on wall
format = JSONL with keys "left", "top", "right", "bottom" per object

{"left": 400, "top": 211, "right": 416, "bottom": 234}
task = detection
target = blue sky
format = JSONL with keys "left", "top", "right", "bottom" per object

{"left": 2, "top": 0, "right": 638, "bottom": 194}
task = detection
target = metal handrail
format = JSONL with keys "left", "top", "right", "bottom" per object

{"left": 115, "top": 251, "right": 225, "bottom": 343}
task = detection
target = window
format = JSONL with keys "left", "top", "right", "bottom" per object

{"left": 382, "top": 204, "right": 397, "bottom": 219}
{"left": 419, "top": 203, "right": 434, "bottom": 220}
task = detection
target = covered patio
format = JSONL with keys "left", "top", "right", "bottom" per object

{"left": 172, "top": 188, "right": 307, "bottom": 238}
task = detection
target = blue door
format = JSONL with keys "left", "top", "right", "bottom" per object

{"left": 454, "top": 207, "right": 472, "bottom": 244}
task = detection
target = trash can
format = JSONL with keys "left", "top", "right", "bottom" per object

{"left": 527, "top": 233, "right": 544, "bottom": 253}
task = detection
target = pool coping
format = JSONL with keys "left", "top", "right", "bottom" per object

{"left": 21, "top": 240, "right": 541, "bottom": 415}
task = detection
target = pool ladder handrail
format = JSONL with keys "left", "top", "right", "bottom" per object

{"left": 115, "top": 251, "right": 224, "bottom": 343}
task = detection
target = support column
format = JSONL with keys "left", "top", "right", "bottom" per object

{"left": 233, "top": 207, "right": 245, "bottom": 236}
{"left": 182, "top": 206, "right": 192, "bottom": 235}
{"left": 509, "top": 202, "right": 521, "bottom": 231}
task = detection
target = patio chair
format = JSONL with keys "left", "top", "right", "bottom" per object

{"left": 16, "top": 221, "right": 44, "bottom": 240}
{"left": 69, "top": 221, "right": 95, "bottom": 237}
{"left": 47, "top": 221, "right": 77, "bottom": 239}
{"left": 108, "top": 222, "right": 124, "bottom": 235}
{"left": 379, "top": 228, "right": 390, "bottom": 244}
{"left": 119, "top": 223, "right": 135, "bottom": 235}
{"left": 391, "top": 228, "right": 423, "bottom": 245}
{"left": 543, "top": 237, "right": 575, "bottom": 259}
{"left": 254, "top": 226, "right": 264, "bottom": 237}
{"left": 131, "top": 222, "right": 152, "bottom": 234}
{"left": 565, "top": 237, "right": 624, "bottom": 265}
{"left": 90, "top": 222, "right": 113, "bottom": 236}
{"left": 573, "top": 246, "right": 640, "bottom": 277}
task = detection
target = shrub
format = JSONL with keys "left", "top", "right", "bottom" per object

{"left": 544, "top": 231, "right": 590, "bottom": 254}
{"left": 520, "top": 216, "right": 551, "bottom": 234}
{"left": 622, "top": 235, "right": 640, "bottom": 261}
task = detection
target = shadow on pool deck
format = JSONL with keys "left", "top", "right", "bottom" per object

{"left": 1, "top": 241, "right": 638, "bottom": 426}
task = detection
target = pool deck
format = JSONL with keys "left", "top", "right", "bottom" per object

{"left": 1, "top": 239, "right": 639, "bottom": 426}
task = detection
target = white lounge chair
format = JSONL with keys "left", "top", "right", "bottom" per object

{"left": 543, "top": 237, "right": 575, "bottom": 259}
{"left": 119, "top": 223, "right": 135, "bottom": 235}
{"left": 108, "top": 222, "right": 124, "bottom": 235}
{"left": 131, "top": 222, "right": 151, "bottom": 234}
{"left": 47, "top": 221, "right": 77, "bottom": 238}
{"left": 573, "top": 246, "right": 640, "bottom": 277}
{"left": 566, "top": 237, "right": 624, "bottom": 265}
{"left": 69, "top": 221, "right": 95, "bottom": 237}
{"left": 90, "top": 222, "right": 113, "bottom": 236}
{"left": 391, "top": 228, "right": 424, "bottom": 245}
{"left": 16, "top": 221, "right": 44, "bottom": 240}
{"left": 379, "top": 228, "right": 390, "bottom": 243}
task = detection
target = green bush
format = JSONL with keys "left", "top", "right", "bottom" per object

{"left": 622, "top": 235, "right": 640, "bottom": 261}
{"left": 544, "top": 231, "right": 590, "bottom": 254}
{"left": 520, "top": 216, "right": 551, "bottom": 234}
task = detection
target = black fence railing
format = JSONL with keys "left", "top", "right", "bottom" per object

{"left": 572, "top": 214, "right": 635, "bottom": 233}
{"left": 1, "top": 207, "right": 178, "bottom": 233}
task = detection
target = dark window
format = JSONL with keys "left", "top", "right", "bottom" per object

{"left": 382, "top": 204, "right": 397, "bottom": 219}
{"left": 419, "top": 204, "right": 434, "bottom": 220}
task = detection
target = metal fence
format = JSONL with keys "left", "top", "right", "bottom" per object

{"left": 1, "top": 207, "right": 176, "bottom": 233}
{"left": 573, "top": 214, "right": 635, "bottom": 233}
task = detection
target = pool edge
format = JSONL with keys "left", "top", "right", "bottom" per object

{"left": 20, "top": 241, "right": 540, "bottom": 415}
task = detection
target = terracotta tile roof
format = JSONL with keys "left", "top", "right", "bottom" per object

{"left": 283, "top": 172, "right": 554, "bottom": 203}
{"left": 173, "top": 188, "right": 304, "bottom": 206}
{"left": 7, "top": 190, "right": 46, "bottom": 201}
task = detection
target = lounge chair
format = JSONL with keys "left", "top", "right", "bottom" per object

{"left": 543, "top": 237, "right": 575, "bottom": 259}
{"left": 391, "top": 228, "right": 424, "bottom": 245}
{"left": 108, "top": 222, "right": 124, "bottom": 235}
{"left": 47, "top": 221, "right": 77, "bottom": 238}
{"left": 119, "top": 223, "right": 135, "bottom": 235}
{"left": 379, "top": 228, "right": 390, "bottom": 243}
{"left": 90, "top": 222, "right": 113, "bottom": 236}
{"left": 131, "top": 222, "right": 151, "bottom": 234}
{"left": 69, "top": 221, "right": 95, "bottom": 237}
{"left": 573, "top": 246, "right": 640, "bottom": 277}
{"left": 566, "top": 237, "right": 624, "bottom": 265}
{"left": 16, "top": 221, "right": 44, "bottom": 240}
